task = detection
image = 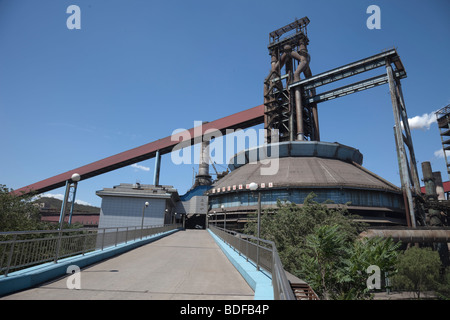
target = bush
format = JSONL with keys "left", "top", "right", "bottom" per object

{"left": 244, "top": 193, "right": 401, "bottom": 299}
{"left": 392, "top": 246, "right": 441, "bottom": 299}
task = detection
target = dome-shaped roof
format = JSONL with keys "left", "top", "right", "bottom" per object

{"left": 209, "top": 141, "right": 400, "bottom": 194}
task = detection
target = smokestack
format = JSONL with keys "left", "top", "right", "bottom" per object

{"left": 422, "top": 161, "right": 442, "bottom": 226}
{"left": 422, "top": 161, "right": 436, "bottom": 198}
{"left": 198, "top": 140, "right": 209, "bottom": 177}
{"left": 194, "top": 140, "right": 212, "bottom": 186}
{"left": 433, "top": 171, "right": 445, "bottom": 200}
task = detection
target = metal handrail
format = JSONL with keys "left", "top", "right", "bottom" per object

{"left": 209, "top": 225, "right": 295, "bottom": 300}
{"left": 0, "top": 223, "right": 181, "bottom": 276}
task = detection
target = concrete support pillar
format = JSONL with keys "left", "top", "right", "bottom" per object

{"left": 153, "top": 150, "right": 161, "bottom": 186}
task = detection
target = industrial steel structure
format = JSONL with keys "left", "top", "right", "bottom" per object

{"left": 436, "top": 104, "right": 450, "bottom": 178}
{"left": 11, "top": 17, "right": 449, "bottom": 242}
{"left": 207, "top": 141, "right": 406, "bottom": 230}
{"left": 263, "top": 17, "right": 318, "bottom": 142}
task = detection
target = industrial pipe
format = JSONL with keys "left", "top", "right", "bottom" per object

{"left": 291, "top": 44, "right": 310, "bottom": 141}
{"left": 302, "top": 65, "right": 320, "bottom": 141}
{"left": 360, "top": 228, "right": 450, "bottom": 243}
{"left": 264, "top": 50, "right": 287, "bottom": 143}
{"left": 198, "top": 140, "right": 210, "bottom": 178}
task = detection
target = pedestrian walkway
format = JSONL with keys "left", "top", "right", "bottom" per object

{"left": 1, "top": 230, "right": 254, "bottom": 300}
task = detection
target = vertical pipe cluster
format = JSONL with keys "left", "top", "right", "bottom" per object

{"left": 291, "top": 43, "right": 310, "bottom": 141}
{"left": 263, "top": 20, "right": 319, "bottom": 143}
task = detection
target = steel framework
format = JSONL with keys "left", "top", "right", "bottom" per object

{"left": 436, "top": 105, "right": 450, "bottom": 178}
{"left": 14, "top": 18, "right": 425, "bottom": 227}
{"left": 264, "top": 17, "right": 318, "bottom": 142}
{"left": 264, "top": 17, "right": 422, "bottom": 226}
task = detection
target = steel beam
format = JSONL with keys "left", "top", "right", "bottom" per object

{"left": 289, "top": 48, "right": 404, "bottom": 92}
{"left": 14, "top": 105, "right": 265, "bottom": 195}
{"left": 305, "top": 71, "right": 406, "bottom": 104}
{"left": 387, "top": 62, "right": 417, "bottom": 227}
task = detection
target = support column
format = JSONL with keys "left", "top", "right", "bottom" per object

{"left": 58, "top": 174, "right": 80, "bottom": 228}
{"left": 387, "top": 62, "right": 416, "bottom": 227}
{"left": 153, "top": 150, "right": 161, "bottom": 186}
{"left": 58, "top": 180, "right": 71, "bottom": 229}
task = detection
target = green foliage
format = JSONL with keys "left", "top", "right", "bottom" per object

{"left": 0, "top": 184, "right": 49, "bottom": 232}
{"left": 244, "top": 193, "right": 402, "bottom": 300}
{"left": 337, "top": 236, "right": 401, "bottom": 299}
{"left": 301, "top": 224, "right": 349, "bottom": 299}
{"left": 392, "top": 246, "right": 442, "bottom": 299}
{"left": 436, "top": 269, "right": 450, "bottom": 300}
{"left": 244, "top": 193, "right": 366, "bottom": 272}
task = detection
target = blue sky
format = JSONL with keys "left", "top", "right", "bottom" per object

{"left": 1, "top": 0, "right": 449, "bottom": 207}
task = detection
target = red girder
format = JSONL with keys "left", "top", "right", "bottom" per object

{"left": 13, "top": 105, "right": 264, "bottom": 195}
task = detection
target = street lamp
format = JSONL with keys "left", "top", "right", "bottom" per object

{"left": 249, "top": 182, "right": 261, "bottom": 270}
{"left": 141, "top": 201, "right": 149, "bottom": 239}
{"left": 248, "top": 182, "right": 261, "bottom": 239}
{"left": 206, "top": 214, "right": 212, "bottom": 228}
{"left": 58, "top": 173, "right": 81, "bottom": 229}
{"left": 221, "top": 204, "right": 226, "bottom": 230}
{"left": 213, "top": 210, "right": 217, "bottom": 226}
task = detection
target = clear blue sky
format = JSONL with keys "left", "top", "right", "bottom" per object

{"left": 1, "top": 0, "right": 449, "bottom": 207}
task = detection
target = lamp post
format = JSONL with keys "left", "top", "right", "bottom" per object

{"left": 67, "top": 173, "right": 81, "bottom": 225}
{"left": 221, "top": 205, "right": 226, "bottom": 230}
{"left": 249, "top": 182, "right": 261, "bottom": 270}
{"left": 58, "top": 173, "right": 81, "bottom": 230}
{"left": 213, "top": 211, "right": 217, "bottom": 226}
{"left": 206, "top": 214, "right": 212, "bottom": 228}
{"left": 141, "top": 201, "right": 149, "bottom": 239}
{"left": 248, "top": 182, "right": 261, "bottom": 238}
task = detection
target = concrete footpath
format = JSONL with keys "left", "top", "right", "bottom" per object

{"left": 1, "top": 230, "right": 254, "bottom": 300}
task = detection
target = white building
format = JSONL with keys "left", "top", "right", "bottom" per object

{"left": 96, "top": 183, "right": 180, "bottom": 229}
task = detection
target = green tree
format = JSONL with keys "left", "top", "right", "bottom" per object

{"left": 0, "top": 184, "right": 46, "bottom": 232}
{"left": 244, "top": 193, "right": 401, "bottom": 300}
{"left": 244, "top": 193, "right": 366, "bottom": 273}
{"left": 392, "top": 246, "right": 441, "bottom": 299}
{"left": 436, "top": 268, "right": 450, "bottom": 300}
{"left": 338, "top": 236, "right": 401, "bottom": 299}
{"left": 301, "top": 224, "right": 349, "bottom": 299}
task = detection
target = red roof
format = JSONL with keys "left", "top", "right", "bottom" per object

{"left": 420, "top": 181, "right": 450, "bottom": 194}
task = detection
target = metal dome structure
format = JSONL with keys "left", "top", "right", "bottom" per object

{"left": 206, "top": 141, "right": 406, "bottom": 230}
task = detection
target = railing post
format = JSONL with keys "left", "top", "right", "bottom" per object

{"left": 246, "top": 238, "right": 249, "bottom": 262}
{"left": 115, "top": 227, "right": 119, "bottom": 246}
{"left": 82, "top": 231, "right": 88, "bottom": 255}
{"left": 238, "top": 234, "right": 242, "bottom": 256}
{"left": 256, "top": 242, "right": 260, "bottom": 271}
{"left": 55, "top": 230, "right": 63, "bottom": 262}
{"left": 5, "top": 234, "right": 17, "bottom": 276}
{"left": 101, "top": 229, "right": 105, "bottom": 250}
